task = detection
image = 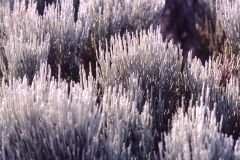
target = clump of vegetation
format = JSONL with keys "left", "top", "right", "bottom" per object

{"left": 0, "top": 0, "right": 239, "bottom": 159}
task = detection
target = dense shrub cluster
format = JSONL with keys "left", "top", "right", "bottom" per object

{"left": 0, "top": 0, "right": 240, "bottom": 159}
{"left": 217, "top": 0, "right": 240, "bottom": 54}
{"left": 0, "top": 0, "right": 90, "bottom": 83}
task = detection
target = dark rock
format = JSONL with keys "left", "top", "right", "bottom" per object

{"left": 36, "top": 0, "right": 59, "bottom": 16}
{"left": 158, "top": 0, "right": 227, "bottom": 113}
{"left": 73, "top": 0, "right": 80, "bottom": 22}
{"left": 160, "top": 0, "right": 198, "bottom": 63}
{"left": 159, "top": 0, "right": 226, "bottom": 65}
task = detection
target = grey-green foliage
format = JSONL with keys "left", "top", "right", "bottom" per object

{"left": 0, "top": 0, "right": 165, "bottom": 82}
{"left": 216, "top": 70, "right": 240, "bottom": 136}
{"left": 183, "top": 54, "right": 240, "bottom": 138}
{"left": 0, "top": 0, "right": 15, "bottom": 10}
{"left": 85, "top": 0, "right": 164, "bottom": 50}
{"left": 1, "top": 0, "right": 240, "bottom": 159}
{"left": 0, "top": 0, "right": 49, "bottom": 82}
{"left": 87, "top": 0, "right": 164, "bottom": 35}
{"left": 216, "top": 0, "right": 240, "bottom": 54}
{"left": 0, "top": 0, "right": 90, "bottom": 81}
{"left": 234, "top": 137, "right": 240, "bottom": 159}
{"left": 98, "top": 26, "right": 182, "bottom": 135}
{"left": 42, "top": 0, "right": 90, "bottom": 69}
{"left": 0, "top": 62, "right": 100, "bottom": 159}
{"left": 100, "top": 74, "right": 153, "bottom": 159}
{"left": 98, "top": 26, "right": 181, "bottom": 99}
{"left": 0, "top": 62, "right": 153, "bottom": 159}
{"left": 159, "top": 86, "right": 236, "bottom": 160}
{"left": 1, "top": 58, "right": 239, "bottom": 159}
{"left": 2, "top": 32, "right": 50, "bottom": 82}
{"left": 0, "top": 22, "right": 181, "bottom": 159}
{"left": 183, "top": 54, "right": 221, "bottom": 105}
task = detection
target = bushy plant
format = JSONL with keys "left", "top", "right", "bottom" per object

{"left": 0, "top": 0, "right": 240, "bottom": 159}
{"left": 42, "top": 0, "right": 90, "bottom": 82}
{"left": 184, "top": 54, "right": 240, "bottom": 141}
{"left": 0, "top": 62, "right": 100, "bottom": 159}
{"left": 0, "top": 61, "right": 154, "bottom": 159}
{"left": 159, "top": 87, "right": 236, "bottom": 159}
{"left": 0, "top": 0, "right": 90, "bottom": 83}
{"left": 0, "top": 0, "right": 50, "bottom": 83}
{"left": 217, "top": 0, "right": 240, "bottom": 55}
